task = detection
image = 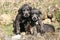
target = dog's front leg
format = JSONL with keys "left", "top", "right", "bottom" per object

{"left": 25, "top": 22, "right": 30, "bottom": 34}
{"left": 13, "top": 14, "right": 21, "bottom": 35}
{"left": 33, "top": 26, "right": 38, "bottom": 36}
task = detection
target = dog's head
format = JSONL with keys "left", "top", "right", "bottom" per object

{"left": 31, "top": 8, "right": 42, "bottom": 21}
{"left": 18, "top": 4, "right": 32, "bottom": 18}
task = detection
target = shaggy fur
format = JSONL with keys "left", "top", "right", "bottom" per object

{"left": 29, "top": 8, "right": 42, "bottom": 35}
{"left": 13, "top": 4, "right": 32, "bottom": 35}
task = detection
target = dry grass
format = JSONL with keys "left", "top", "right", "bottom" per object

{"left": 0, "top": 32, "right": 60, "bottom": 40}
{"left": 0, "top": 0, "right": 60, "bottom": 24}
{"left": 0, "top": 0, "right": 60, "bottom": 40}
{"left": 16, "top": 32, "right": 60, "bottom": 40}
{"left": 9, "top": 32, "right": 60, "bottom": 40}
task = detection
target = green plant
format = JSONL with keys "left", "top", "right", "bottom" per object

{"left": 56, "top": 11, "right": 60, "bottom": 22}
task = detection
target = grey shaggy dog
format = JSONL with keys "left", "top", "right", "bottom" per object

{"left": 13, "top": 4, "right": 32, "bottom": 35}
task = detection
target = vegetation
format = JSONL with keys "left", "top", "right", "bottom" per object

{"left": 0, "top": 0, "right": 60, "bottom": 40}
{"left": 56, "top": 11, "right": 60, "bottom": 21}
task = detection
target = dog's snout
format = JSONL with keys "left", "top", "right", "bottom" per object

{"left": 33, "top": 17, "right": 36, "bottom": 20}
{"left": 25, "top": 13, "right": 28, "bottom": 16}
{"left": 24, "top": 12, "right": 30, "bottom": 17}
{"left": 32, "top": 14, "right": 38, "bottom": 21}
{"left": 32, "top": 16, "right": 37, "bottom": 21}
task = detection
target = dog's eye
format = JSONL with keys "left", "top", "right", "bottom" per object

{"left": 22, "top": 9, "right": 25, "bottom": 11}
{"left": 31, "top": 13, "right": 34, "bottom": 15}
{"left": 27, "top": 9, "right": 30, "bottom": 11}
{"left": 36, "top": 13, "right": 40, "bottom": 15}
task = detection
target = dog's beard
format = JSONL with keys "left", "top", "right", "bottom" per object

{"left": 23, "top": 14, "right": 30, "bottom": 18}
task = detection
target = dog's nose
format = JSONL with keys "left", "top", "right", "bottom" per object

{"left": 25, "top": 13, "right": 28, "bottom": 16}
{"left": 33, "top": 17, "right": 37, "bottom": 20}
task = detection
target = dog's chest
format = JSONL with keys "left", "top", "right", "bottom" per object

{"left": 35, "top": 21, "right": 39, "bottom": 25}
{"left": 31, "top": 21, "right": 39, "bottom": 26}
{"left": 21, "top": 18, "right": 31, "bottom": 24}
{"left": 21, "top": 20, "right": 26, "bottom": 23}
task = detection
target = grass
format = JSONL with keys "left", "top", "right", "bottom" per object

{"left": 0, "top": 0, "right": 60, "bottom": 37}
{"left": 0, "top": 23, "right": 13, "bottom": 35}
{"left": 56, "top": 11, "right": 60, "bottom": 19}
{"left": 0, "top": 0, "right": 60, "bottom": 40}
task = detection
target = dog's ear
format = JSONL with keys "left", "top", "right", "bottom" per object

{"left": 18, "top": 8, "right": 22, "bottom": 14}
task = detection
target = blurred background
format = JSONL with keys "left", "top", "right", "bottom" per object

{"left": 0, "top": 0, "right": 60, "bottom": 40}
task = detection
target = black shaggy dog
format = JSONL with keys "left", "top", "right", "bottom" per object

{"left": 56, "top": 27, "right": 60, "bottom": 32}
{"left": 29, "top": 8, "right": 42, "bottom": 35}
{"left": 13, "top": 4, "right": 32, "bottom": 35}
{"left": 29, "top": 8, "right": 55, "bottom": 35}
{"left": 41, "top": 24, "right": 55, "bottom": 35}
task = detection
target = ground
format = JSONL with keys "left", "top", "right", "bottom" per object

{"left": 0, "top": 0, "right": 60, "bottom": 40}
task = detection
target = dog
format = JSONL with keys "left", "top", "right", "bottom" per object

{"left": 56, "top": 27, "right": 60, "bottom": 32}
{"left": 41, "top": 24, "right": 55, "bottom": 35}
{"left": 29, "top": 8, "right": 42, "bottom": 35}
{"left": 13, "top": 4, "right": 32, "bottom": 35}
